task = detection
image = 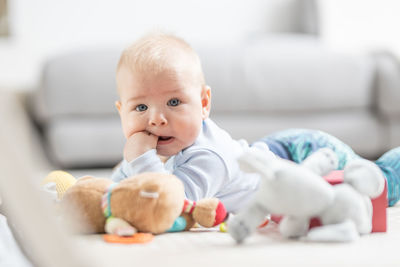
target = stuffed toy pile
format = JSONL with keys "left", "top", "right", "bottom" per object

{"left": 229, "top": 147, "right": 385, "bottom": 243}
{"left": 43, "top": 171, "right": 228, "bottom": 236}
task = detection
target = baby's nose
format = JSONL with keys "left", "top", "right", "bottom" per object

{"left": 149, "top": 112, "right": 167, "bottom": 126}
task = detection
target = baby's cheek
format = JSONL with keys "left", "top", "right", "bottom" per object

{"left": 122, "top": 119, "right": 140, "bottom": 139}
{"left": 174, "top": 112, "right": 202, "bottom": 144}
{"left": 122, "top": 125, "right": 133, "bottom": 139}
{"left": 186, "top": 123, "right": 202, "bottom": 143}
{"left": 120, "top": 119, "right": 130, "bottom": 138}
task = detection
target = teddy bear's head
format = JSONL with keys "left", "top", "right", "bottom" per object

{"left": 110, "top": 172, "right": 185, "bottom": 234}
{"left": 61, "top": 172, "right": 185, "bottom": 234}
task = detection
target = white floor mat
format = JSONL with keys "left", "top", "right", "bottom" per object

{"left": 73, "top": 204, "right": 400, "bottom": 267}
{"left": 0, "top": 215, "right": 32, "bottom": 267}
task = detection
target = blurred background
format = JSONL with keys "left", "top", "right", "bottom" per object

{"left": 1, "top": 1, "right": 400, "bottom": 266}
{"left": 1, "top": 0, "right": 400, "bottom": 90}
{"left": 1, "top": 0, "right": 400, "bottom": 171}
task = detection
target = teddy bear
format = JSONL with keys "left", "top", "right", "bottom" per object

{"left": 43, "top": 171, "right": 228, "bottom": 236}
{"left": 228, "top": 147, "right": 385, "bottom": 243}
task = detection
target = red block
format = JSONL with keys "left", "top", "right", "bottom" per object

{"left": 271, "top": 170, "right": 387, "bottom": 232}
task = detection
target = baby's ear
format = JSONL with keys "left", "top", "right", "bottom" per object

{"left": 115, "top": 101, "right": 122, "bottom": 113}
{"left": 201, "top": 85, "right": 211, "bottom": 119}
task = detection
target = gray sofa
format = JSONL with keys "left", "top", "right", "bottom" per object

{"left": 29, "top": 2, "right": 400, "bottom": 169}
{"left": 29, "top": 36, "right": 400, "bottom": 168}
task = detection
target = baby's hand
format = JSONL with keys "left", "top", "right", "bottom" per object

{"left": 124, "top": 131, "right": 158, "bottom": 162}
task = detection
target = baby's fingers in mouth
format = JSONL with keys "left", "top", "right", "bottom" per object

{"left": 158, "top": 136, "right": 172, "bottom": 141}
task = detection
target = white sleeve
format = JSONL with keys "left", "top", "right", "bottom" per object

{"left": 110, "top": 149, "right": 166, "bottom": 182}
{"left": 173, "top": 149, "right": 229, "bottom": 201}
{"left": 110, "top": 148, "right": 229, "bottom": 201}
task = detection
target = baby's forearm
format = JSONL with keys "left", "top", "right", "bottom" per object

{"left": 111, "top": 149, "right": 167, "bottom": 182}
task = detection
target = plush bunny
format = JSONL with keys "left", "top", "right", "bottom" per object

{"left": 229, "top": 147, "right": 385, "bottom": 243}
{"left": 44, "top": 171, "right": 227, "bottom": 235}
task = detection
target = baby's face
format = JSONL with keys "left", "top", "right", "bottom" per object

{"left": 116, "top": 66, "right": 210, "bottom": 157}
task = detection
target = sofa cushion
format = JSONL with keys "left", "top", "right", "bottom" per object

{"left": 46, "top": 109, "right": 386, "bottom": 168}
{"left": 211, "top": 109, "right": 387, "bottom": 158}
{"left": 200, "top": 36, "right": 375, "bottom": 113}
{"left": 374, "top": 51, "right": 400, "bottom": 116}
{"left": 38, "top": 49, "right": 121, "bottom": 120}
{"left": 36, "top": 36, "right": 376, "bottom": 121}
{"left": 45, "top": 117, "right": 124, "bottom": 167}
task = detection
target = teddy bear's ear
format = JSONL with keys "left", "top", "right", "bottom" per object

{"left": 192, "top": 198, "right": 227, "bottom": 228}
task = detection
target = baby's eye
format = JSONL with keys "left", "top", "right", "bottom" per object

{"left": 167, "top": 98, "right": 181, "bottom": 107}
{"left": 135, "top": 104, "right": 148, "bottom": 112}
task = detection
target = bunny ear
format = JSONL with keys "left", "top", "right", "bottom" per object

{"left": 238, "top": 148, "right": 264, "bottom": 173}
{"left": 238, "top": 148, "right": 278, "bottom": 182}
{"left": 259, "top": 167, "right": 277, "bottom": 182}
{"left": 301, "top": 148, "right": 338, "bottom": 176}
{"left": 343, "top": 159, "right": 385, "bottom": 198}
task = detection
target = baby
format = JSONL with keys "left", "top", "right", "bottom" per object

{"left": 111, "top": 33, "right": 272, "bottom": 212}
{"left": 111, "top": 32, "right": 400, "bottom": 212}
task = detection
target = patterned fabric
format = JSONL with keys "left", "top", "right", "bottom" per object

{"left": 261, "top": 129, "right": 359, "bottom": 169}
{"left": 259, "top": 128, "right": 400, "bottom": 207}
{"left": 376, "top": 147, "right": 400, "bottom": 206}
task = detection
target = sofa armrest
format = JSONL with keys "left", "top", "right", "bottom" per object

{"left": 374, "top": 51, "right": 400, "bottom": 116}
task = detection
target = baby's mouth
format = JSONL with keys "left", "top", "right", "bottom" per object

{"left": 157, "top": 136, "right": 174, "bottom": 145}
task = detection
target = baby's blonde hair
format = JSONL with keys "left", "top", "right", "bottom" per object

{"left": 117, "top": 32, "right": 205, "bottom": 87}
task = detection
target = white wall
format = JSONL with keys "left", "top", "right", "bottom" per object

{"left": 0, "top": 0, "right": 299, "bottom": 90}
{"left": 318, "top": 0, "right": 400, "bottom": 54}
{"left": 1, "top": 0, "right": 400, "bottom": 91}
{"left": 10, "top": 0, "right": 278, "bottom": 47}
